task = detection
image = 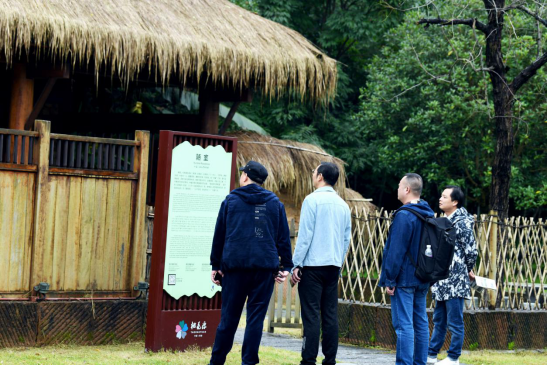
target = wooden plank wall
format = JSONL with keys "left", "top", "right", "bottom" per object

{"left": 0, "top": 172, "right": 35, "bottom": 294}
{"left": 0, "top": 121, "right": 149, "bottom": 298}
{"left": 36, "top": 176, "right": 136, "bottom": 293}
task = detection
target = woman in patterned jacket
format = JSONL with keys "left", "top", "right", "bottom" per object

{"left": 427, "top": 186, "right": 478, "bottom": 365}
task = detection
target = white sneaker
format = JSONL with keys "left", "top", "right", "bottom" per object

{"left": 437, "top": 357, "right": 459, "bottom": 365}
{"left": 426, "top": 356, "right": 438, "bottom": 363}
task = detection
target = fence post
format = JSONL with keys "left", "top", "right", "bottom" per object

{"left": 267, "top": 289, "right": 275, "bottom": 333}
{"left": 290, "top": 218, "right": 296, "bottom": 253}
{"left": 130, "top": 130, "right": 150, "bottom": 296}
{"left": 29, "top": 120, "right": 51, "bottom": 292}
{"left": 488, "top": 210, "right": 498, "bottom": 309}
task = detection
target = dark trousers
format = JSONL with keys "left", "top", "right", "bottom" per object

{"left": 210, "top": 270, "right": 274, "bottom": 365}
{"left": 298, "top": 266, "right": 340, "bottom": 365}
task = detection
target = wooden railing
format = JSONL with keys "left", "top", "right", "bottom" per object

{"left": 0, "top": 129, "right": 38, "bottom": 170}
{"left": 49, "top": 134, "right": 136, "bottom": 172}
{"left": 341, "top": 208, "right": 547, "bottom": 310}
{"left": 267, "top": 219, "right": 303, "bottom": 333}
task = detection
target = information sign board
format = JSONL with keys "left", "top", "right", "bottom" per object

{"left": 145, "top": 132, "right": 237, "bottom": 352}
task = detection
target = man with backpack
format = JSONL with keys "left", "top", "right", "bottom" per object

{"left": 427, "top": 186, "right": 478, "bottom": 365}
{"left": 379, "top": 173, "right": 434, "bottom": 365}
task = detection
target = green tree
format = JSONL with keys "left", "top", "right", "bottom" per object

{"left": 357, "top": 1, "right": 546, "bottom": 215}
{"left": 415, "top": 0, "right": 547, "bottom": 218}
{"left": 231, "top": 0, "right": 402, "bottom": 180}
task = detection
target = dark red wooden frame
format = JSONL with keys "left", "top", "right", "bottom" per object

{"left": 145, "top": 131, "right": 238, "bottom": 352}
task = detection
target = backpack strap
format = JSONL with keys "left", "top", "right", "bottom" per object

{"left": 394, "top": 207, "right": 426, "bottom": 269}
{"left": 398, "top": 206, "right": 426, "bottom": 222}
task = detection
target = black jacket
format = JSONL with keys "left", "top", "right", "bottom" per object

{"left": 210, "top": 184, "right": 293, "bottom": 272}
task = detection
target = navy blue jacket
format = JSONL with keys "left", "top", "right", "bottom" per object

{"left": 378, "top": 200, "right": 434, "bottom": 288}
{"left": 210, "top": 184, "right": 293, "bottom": 272}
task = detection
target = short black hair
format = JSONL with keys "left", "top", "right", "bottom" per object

{"left": 404, "top": 173, "right": 423, "bottom": 196}
{"left": 444, "top": 185, "right": 465, "bottom": 208}
{"left": 317, "top": 162, "right": 339, "bottom": 186}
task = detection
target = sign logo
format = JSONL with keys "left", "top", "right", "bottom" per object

{"left": 176, "top": 320, "right": 188, "bottom": 339}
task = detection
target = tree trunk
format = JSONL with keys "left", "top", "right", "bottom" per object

{"left": 484, "top": 0, "right": 512, "bottom": 220}
{"left": 489, "top": 98, "right": 513, "bottom": 220}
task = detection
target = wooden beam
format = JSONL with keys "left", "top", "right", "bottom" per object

{"left": 27, "top": 64, "right": 70, "bottom": 79}
{"left": 130, "top": 130, "right": 150, "bottom": 296}
{"left": 29, "top": 120, "right": 51, "bottom": 290}
{"left": 9, "top": 63, "right": 34, "bottom": 130}
{"left": 25, "top": 78, "right": 57, "bottom": 130}
{"left": 218, "top": 101, "right": 241, "bottom": 135}
{"left": 199, "top": 95, "right": 220, "bottom": 134}
{"left": 207, "top": 88, "right": 252, "bottom": 102}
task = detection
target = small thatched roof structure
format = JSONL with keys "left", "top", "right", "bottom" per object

{"left": 228, "top": 131, "right": 375, "bottom": 214}
{"left": 344, "top": 187, "right": 376, "bottom": 215}
{"left": 1, "top": 0, "right": 337, "bottom": 102}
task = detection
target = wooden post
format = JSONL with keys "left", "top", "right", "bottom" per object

{"left": 199, "top": 95, "right": 220, "bottom": 134}
{"left": 130, "top": 130, "right": 150, "bottom": 295}
{"left": 9, "top": 63, "right": 34, "bottom": 130}
{"left": 29, "top": 120, "right": 51, "bottom": 291}
{"left": 267, "top": 288, "right": 275, "bottom": 333}
{"left": 488, "top": 210, "right": 498, "bottom": 309}
{"left": 290, "top": 218, "right": 296, "bottom": 253}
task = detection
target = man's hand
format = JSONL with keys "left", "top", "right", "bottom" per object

{"left": 291, "top": 268, "right": 302, "bottom": 285}
{"left": 211, "top": 270, "right": 223, "bottom": 286}
{"left": 275, "top": 271, "right": 290, "bottom": 284}
{"left": 386, "top": 287, "right": 395, "bottom": 296}
{"left": 469, "top": 270, "right": 476, "bottom": 281}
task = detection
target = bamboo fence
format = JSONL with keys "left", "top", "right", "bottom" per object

{"left": 341, "top": 208, "right": 547, "bottom": 310}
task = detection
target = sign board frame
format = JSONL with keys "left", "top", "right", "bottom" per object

{"left": 145, "top": 131, "right": 238, "bottom": 352}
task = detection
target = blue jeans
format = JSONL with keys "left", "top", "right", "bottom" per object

{"left": 391, "top": 283, "right": 430, "bottom": 365}
{"left": 428, "top": 298, "right": 465, "bottom": 361}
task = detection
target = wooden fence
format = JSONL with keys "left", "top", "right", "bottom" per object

{"left": 0, "top": 121, "right": 149, "bottom": 298}
{"left": 341, "top": 208, "right": 547, "bottom": 310}
{"left": 267, "top": 219, "right": 303, "bottom": 333}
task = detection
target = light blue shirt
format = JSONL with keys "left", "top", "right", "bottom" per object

{"left": 292, "top": 186, "right": 352, "bottom": 270}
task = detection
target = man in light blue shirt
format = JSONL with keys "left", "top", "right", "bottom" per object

{"left": 290, "top": 162, "right": 351, "bottom": 365}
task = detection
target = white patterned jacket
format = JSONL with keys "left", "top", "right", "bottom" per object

{"left": 431, "top": 207, "right": 478, "bottom": 301}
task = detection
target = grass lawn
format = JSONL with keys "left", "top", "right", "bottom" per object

{"left": 0, "top": 344, "right": 545, "bottom": 364}
{"left": 426, "top": 350, "right": 547, "bottom": 365}
{"left": 0, "top": 314, "right": 544, "bottom": 364}
{"left": 0, "top": 342, "right": 302, "bottom": 364}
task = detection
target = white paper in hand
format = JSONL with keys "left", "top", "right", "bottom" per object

{"left": 472, "top": 275, "right": 497, "bottom": 291}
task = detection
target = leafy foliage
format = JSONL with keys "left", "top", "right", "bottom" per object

{"left": 231, "top": 0, "right": 546, "bottom": 215}
{"left": 356, "top": 2, "right": 546, "bottom": 215}
{"left": 230, "top": 0, "right": 403, "bottom": 187}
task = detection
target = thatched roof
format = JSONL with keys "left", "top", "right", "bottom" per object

{"left": 344, "top": 187, "right": 376, "bottom": 215}
{"left": 228, "top": 131, "right": 375, "bottom": 213}
{"left": 1, "top": 0, "right": 337, "bottom": 102}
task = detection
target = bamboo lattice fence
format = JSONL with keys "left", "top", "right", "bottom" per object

{"left": 341, "top": 208, "right": 547, "bottom": 310}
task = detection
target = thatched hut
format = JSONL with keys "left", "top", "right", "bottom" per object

{"left": 0, "top": 1, "right": 341, "bottom": 346}
{"left": 228, "top": 131, "right": 375, "bottom": 227}
{"left": 1, "top": 0, "right": 337, "bottom": 132}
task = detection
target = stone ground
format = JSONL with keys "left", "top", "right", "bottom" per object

{"left": 234, "top": 328, "right": 394, "bottom": 364}
{"left": 234, "top": 328, "right": 471, "bottom": 365}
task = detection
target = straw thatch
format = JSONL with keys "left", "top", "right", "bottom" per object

{"left": 228, "top": 131, "right": 375, "bottom": 214}
{"left": 344, "top": 187, "right": 376, "bottom": 215}
{"left": 0, "top": 0, "right": 337, "bottom": 102}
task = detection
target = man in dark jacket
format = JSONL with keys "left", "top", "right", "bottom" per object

{"left": 209, "top": 160, "right": 293, "bottom": 365}
{"left": 378, "top": 173, "right": 434, "bottom": 365}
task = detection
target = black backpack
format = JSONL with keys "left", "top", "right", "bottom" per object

{"left": 398, "top": 207, "right": 456, "bottom": 283}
